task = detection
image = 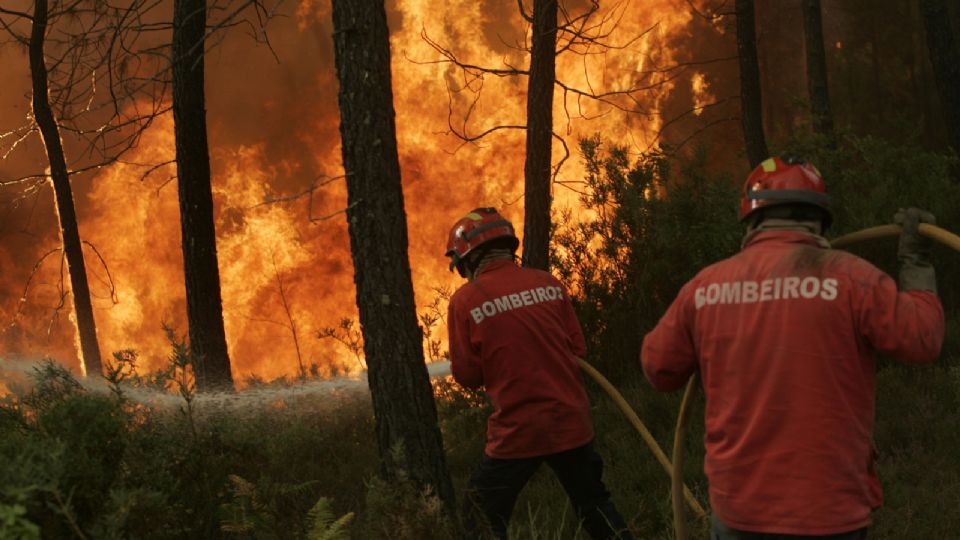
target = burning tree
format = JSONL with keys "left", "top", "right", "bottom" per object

{"left": 0, "top": 0, "right": 170, "bottom": 376}
{"left": 171, "top": 0, "right": 285, "bottom": 391}
{"left": 331, "top": 0, "right": 456, "bottom": 516}
{"left": 1, "top": 0, "right": 281, "bottom": 387}
{"left": 421, "top": 1, "right": 735, "bottom": 270}
{"left": 27, "top": 0, "right": 102, "bottom": 375}
{"left": 425, "top": 0, "right": 653, "bottom": 271}
{"left": 522, "top": 0, "right": 559, "bottom": 271}
{"left": 171, "top": 0, "right": 234, "bottom": 390}
{"left": 169, "top": 0, "right": 284, "bottom": 390}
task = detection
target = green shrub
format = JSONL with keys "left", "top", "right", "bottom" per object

{"left": 0, "top": 494, "right": 40, "bottom": 540}
{"left": 355, "top": 442, "right": 456, "bottom": 540}
{"left": 552, "top": 137, "right": 741, "bottom": 379}
{"left": 0, "top": 345, "right": 379, "bottom": 539}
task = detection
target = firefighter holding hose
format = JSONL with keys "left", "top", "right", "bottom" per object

{"left": 445, "top": 207, "right": 634, "bottom": 540}
{"left": 641, "top": 156, "right": 945, "bottom": 539}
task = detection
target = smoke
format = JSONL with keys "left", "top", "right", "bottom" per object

{"left": 0, "top": 355, "right": 450, "bottom": 419}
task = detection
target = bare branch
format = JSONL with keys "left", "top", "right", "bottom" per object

{"left": 317, "top": 318, "right": 366, "bottom": 372}
{"left": 448, "top": 123, "right": 527, "bottom": 148}
{"left": 1, "top": 0, "right": 282, "bottom": 195}
{"left": 417, "top": 29, "right": 526, "bottom": 77}
{"left": 249, "top": 174, "right": 347, "bottom": 209}
{"left": 0, "top": 6, "right": 30, "bottom": 45}
{"left": 47, "top": 250, "right": 69, "bottom": 338}
{"left": 412, "top": 1, "right": 739, "bottom": 173}
{"left": 659, "top": 115, "right": 738, "bottom": 155}
{"left": 204, "top": 0, "right": 285, "bottom": 63}
{"left": 0, "top": 173, "right": 48, "bottom": 187}
{"left": 641, "top": 95, "right": 739, "bottom": 153}
{"left": 82, "top": 240, "right": 119, "bottom": 304}
{"left": 271, "top": 256, "right": 305, "bottom": 379}
{"left": 245, "top": 173, "right": 356, "bottom": 224}
{"left": 0, "top": 6, "right": 33, "bottom": 21}
{"left": 309, "top": 199, "right": 361, "bottom": 223}
{"left": 136, "top": 159, "right": 176, "bottom": 182}
{"left": 153, "top": 175, "right": 177, "bottom": 195}
{"left": 551, "top": 131, "right": 570, "bottom": 182}
{"left": 1, "top": 123, "right": 38, "bottom": 160}
{"left": 517, "top": 0, "right": 533, "bottom": 23}
{"left": 9, "top": 247, "right": 61, "bottom": 328}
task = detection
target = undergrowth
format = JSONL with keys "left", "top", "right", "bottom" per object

{"left": 3, "top": 352, "right": 957, "bottom": 539}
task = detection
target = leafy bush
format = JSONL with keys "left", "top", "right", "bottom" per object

{"left": 354, "top": 443, "right": 456, "bottom": 540}
{"left": 0, "top": 347, "right": 374, "bottom": 539}
{"left": 552, "top": 137, "right": 741, "bottom": 378}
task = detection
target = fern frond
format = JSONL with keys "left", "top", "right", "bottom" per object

{"left": 306, "top": 497, "right": 353, "bottom": 540}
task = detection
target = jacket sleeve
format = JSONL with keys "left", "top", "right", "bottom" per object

{"left": 641, "top": 282, "right": 699, "bottom": 391}
{"left": 857, "top": 270, "right": 944, "bottom": 363}
{"left": 560, "top": 286, "right": 588, "bottom": 358}
{"left": 448, "top": 295, "right": 484, "bottom": 388}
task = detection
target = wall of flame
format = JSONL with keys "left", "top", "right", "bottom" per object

{"left": 0, "top": 0, "right": 741, "bottom": 383}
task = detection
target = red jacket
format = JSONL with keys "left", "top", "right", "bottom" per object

{"left": 448, "top": 259, "right": 593, "bottom": 458}
{"left": 641, "top": 231, "right": 944, "bottom": 535}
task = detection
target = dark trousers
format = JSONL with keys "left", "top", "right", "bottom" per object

{"left": 462, "top": 442, "right": 634, "bottom": 540}
{"left": 711, "top": 514, "right": 868, "bottom": 540}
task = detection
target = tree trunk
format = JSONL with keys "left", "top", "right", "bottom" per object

{"left": 920, "top": 0, "right": 960, "bottom": 158}
{"left": 736, "top": 0, "right": 769, "bottom": 167}
{"left": 29, "top": 0, "right": 102, "bottom": 376}
{"left": 909, "top": 0, "right": 934, "bottom": 139}
{"left": 172, "top": 0, "right": 234, "bottom": 390}
{"left": 521, "top": 0, "right": 557, "bottom": 271}
{"left": 330, "top": 0, "right": 456, "bottom": 515}
{"left": 802, "top": 0, "right": 835, "bottom": 142}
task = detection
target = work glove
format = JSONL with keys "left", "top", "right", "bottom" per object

{"left": 894, "top": 207, "right": 937, "bottom": 293}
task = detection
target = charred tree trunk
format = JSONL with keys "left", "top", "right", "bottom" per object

{"left": 29, "top": 0, "right": 102, "bottom": 376}
{"left": 736, "top": 0, "right": 769, "bottom": 167}
{"left": 330, "top": 0, "right": 456, "bottom": 515}
{"left": 521, "top": 0, "right": 557, "bottom": 271}
{"left": 802, "top": 0, "right": 835, "bottom": 142}
{"left": 920, "top": 0, "right": 960, "bottom": 158}
{"left": 172, "top": 0, "right": 234, "bottom": 390}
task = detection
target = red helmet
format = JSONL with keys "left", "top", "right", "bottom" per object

{"left": 445, "top": 207, "right": 519, "bottom": 273}
{"left": 739, "top": 156, "right": 831, "bottom": 225}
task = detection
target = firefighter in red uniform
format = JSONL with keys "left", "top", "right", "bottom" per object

{"left": 446, "top": 207, "right": 634, "bottom": 540}
{"left": 641, "top": 156, "right": 945, "bottom": 539}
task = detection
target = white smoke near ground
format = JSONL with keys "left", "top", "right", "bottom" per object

{"left": 0, "top": 358, "right": 452, "bottom": 415}
{"left": 0, "top": 358, "right": 41, "bottom": 396}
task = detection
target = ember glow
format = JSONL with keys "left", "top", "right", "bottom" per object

{"left": 0, "top": 1, "right": 726, "bottom": 383}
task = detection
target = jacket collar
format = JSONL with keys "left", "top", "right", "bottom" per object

{"left": 742, "top": 230, "right": 828, "bottom": 251}
{"left": 474, "top": 258, "right": 517, "bottom": 278}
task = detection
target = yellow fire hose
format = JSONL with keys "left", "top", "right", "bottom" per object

{"left": 576, "top": 358, "right": 708, "bottom": 520}
{"left": 830, "top": 223, "right": 960, "bottom": 250}
{"left": 577, "top": 223, "right": 960, "bottom": 540}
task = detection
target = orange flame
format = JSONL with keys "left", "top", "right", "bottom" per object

{"left": 1, "top": 0, "right": 713, "bottom": 384}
